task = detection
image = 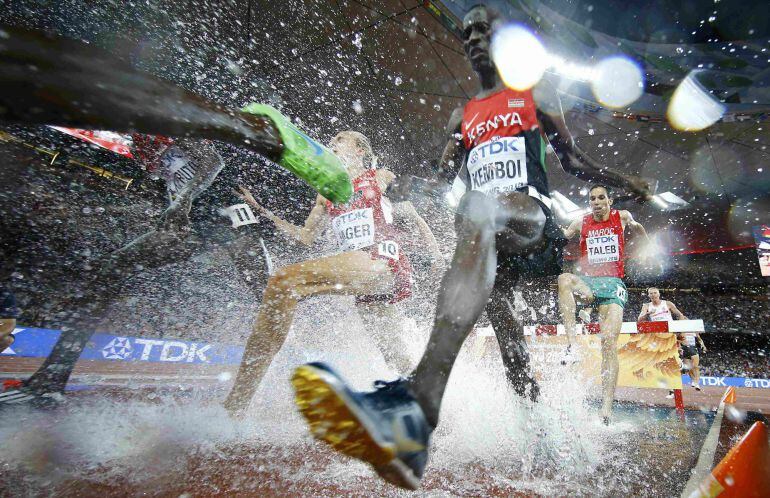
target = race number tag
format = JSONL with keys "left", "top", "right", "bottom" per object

{"left": 162, "top": 147, "right": 197, "bottom": 197}
{"left": 466, "top": 137, "right": 527, "bottom": 196}
{"left": 225, "top": 203, "right": 258, "bottom": 228}
{"left": 332, "top": 208, "right": 375, "bottom": 251}
{"left": 377, "top": 240, "right": 400, "bottom": 261}
{"left": 684, "top": 334, "right": 696, "bottom": 346}
{"left": 586, "top": 233, "right": 620, "bottom": 264}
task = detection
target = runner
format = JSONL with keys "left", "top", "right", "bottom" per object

{"left": 223, "top": 130, "right": 443, "bottom": 415}
{"left": 289, "top": 4, "right": 652, "bottom": 490}
{"left": 677, "top": 331, "right": 707, "bottom": 391}
{"left": 0, "top": 287, "right": 18, "bottom": 353}
{"left": 637, "top": 287, "right": 703, "bottom": 396}
{"left": 638, "top": 287, "right": 687, "bottom": 323}
{"left": 0, "top": 138, "right": 270, "bottom": 406}
{"left": 558, "top": 184, "right": 651, "bottom": 423}
{"left": 0, "top": 25, "right": 353, "bottom": 406}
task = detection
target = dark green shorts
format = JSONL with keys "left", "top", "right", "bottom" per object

{"left": 581, "top": 276, "right": 627, "bottom": 308}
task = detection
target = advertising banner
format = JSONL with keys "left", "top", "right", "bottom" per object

{"left": 527, "top": 333, "right": 683, "bottom": 389}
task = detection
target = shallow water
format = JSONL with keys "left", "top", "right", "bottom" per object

{"left": 0, "top": 298, "right": 713, "bottom": 497}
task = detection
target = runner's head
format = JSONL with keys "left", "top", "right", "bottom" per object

{"left": 463, "top": 4, "right": 500, "bottom": 74}
{"left": 329, "top": 131, "right": 376, "bottom": 174}
{"left": 588, "top": 184, "right": 613, "bottom": 219}
{"left": 647, "top": 287, "right": 661, "bottom": 304}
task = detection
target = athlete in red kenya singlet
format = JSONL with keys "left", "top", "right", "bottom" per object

{"left": 457, "top": 87, "right": 550, "bottom": 203}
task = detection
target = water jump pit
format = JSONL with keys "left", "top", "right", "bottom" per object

{"left": 4, "top": 323, "right": 763, "bottom": 497}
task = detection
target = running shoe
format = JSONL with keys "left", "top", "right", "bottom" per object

{"left": 578, "top": 309, "right": 592, "bottom": 323}
{"left": 291, "top": 362, "right": 432, "bottom": 490}
{"left": 692, "top": 383, "right": 701, "bottom": 391}
{"left": 666, "top": 390, "right": 675, "bottom": 399}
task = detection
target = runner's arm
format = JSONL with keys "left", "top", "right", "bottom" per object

{"left": 438, "top": 108, "right": 466, "bottom": 182}
{"left": 562, "top": 218, "right": 582, "bottom": 239}
{"left": 620, "top": 210, "right": 651, "bottom": 245}
{"left": 534, "top": 82, "right": 651, "bottom": 200}
{"left": 237, "top": 186, "right": 327, "bottom": 246}
{"left": 696, "top": 333, "right": 707, "bottom": 352}
{"left": 0, "top": 318, "right": 16, "bottom": 336}
{"left": 375, "top": 169, "right": 396, "bottom": 191}
{"left": 666, "top": 301, "right": 687, "bottom": 320}
{"left": 394, "top": 201, "right": 443, "bottom": 266}
{"left": 638, "top": 303, "right": 650, "bottom": 322}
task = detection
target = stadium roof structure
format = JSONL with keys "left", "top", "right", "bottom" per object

{"left": 2, "top": 0, "right": 769, "bottom": 255}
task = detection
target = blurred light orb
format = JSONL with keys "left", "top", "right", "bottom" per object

{"left": 668, "top": 72, "right": 726, "bottom": 131}
{"left": 591, "top": 56, "right": 644, "bottom": 108}
{"left": 491, "top": 24, "right": 548, "bottom": 91}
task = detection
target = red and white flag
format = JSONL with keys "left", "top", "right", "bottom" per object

{"left": 49, "top": 126, "right": 134, "bottom": 158}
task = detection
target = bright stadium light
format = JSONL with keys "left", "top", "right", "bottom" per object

{"left": 492, "top": 26, "right": 644, "bottom": 108}
{"left": 667, "top": 71, "right": 725, "bottom": 131}
{"left": 491, "top": 24, "right": 549, "bottom": 90}
{"left": 590, "top": 56, "right": 645, "bottom": 108}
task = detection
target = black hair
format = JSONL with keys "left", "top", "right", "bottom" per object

{"left": 465, "top": 3, "right": 502, "bottom": 24}
{"left": 588, "top": 183, "right": 612, "bottom": 198}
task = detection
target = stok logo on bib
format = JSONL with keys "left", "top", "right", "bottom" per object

{"left": 470, "top": 139, "right": 522, "bottom": 160}
{"left": 466, "top": 113, "right": 523, "bottom": 143}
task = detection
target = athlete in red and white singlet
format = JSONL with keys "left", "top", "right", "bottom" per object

{"left": 647, "top": 301, "right": 673, "bottom": 321}
{"left": 224, "top": 131, "right": 443, "bottom": 416}
{"left": 638, "top": 288, "right": 686, "bottom": 323}
{"left": 325, "top": 168, "right": 412, "bottom": 304}
{"left": 638, "top": 288, "right": 705, "bottom": 393}
{"left": 560, "top": 185, "right": 651, "bottom": 423}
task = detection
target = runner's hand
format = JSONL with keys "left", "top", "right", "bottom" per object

{"left": 626, "top": 175, "right": 653, "bottom": 201}
{"left": 235, "top": 186, "right": 267, "bottom": 214}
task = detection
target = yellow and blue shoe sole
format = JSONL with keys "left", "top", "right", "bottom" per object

{"left": 291, "top": 364, "right": 420, "bottom": 490}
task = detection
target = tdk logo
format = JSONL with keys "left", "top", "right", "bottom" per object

{"left": 473, "top": 139, "right": 520, "bottom": 159}
{"left": 102, "top": 337, "right": 133, "bottom": 360}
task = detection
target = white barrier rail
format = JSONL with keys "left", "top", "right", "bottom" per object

{"left": 476, "top": 319, "right": 705, "bottom": 337}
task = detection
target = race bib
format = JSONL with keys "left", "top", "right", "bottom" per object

{"left": 684, "top": 334, "right": 696, "bottom": 346}
{"left": 332, "top": 208, "right": 375, "bottom": 251}
{"left": 161, "top": 147, "right": 196, "bottom": 197}
{"left": 586, "top": 233, "right": 620, "bottom": 264}
{"left": 224, "top": 203, "right": 257, "bottom": 228}
{"left": 466, "top": 137, "right": 528, "bottom": 196}
{"left": 377, "top": 240, "right": 400, "bottom": 261}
